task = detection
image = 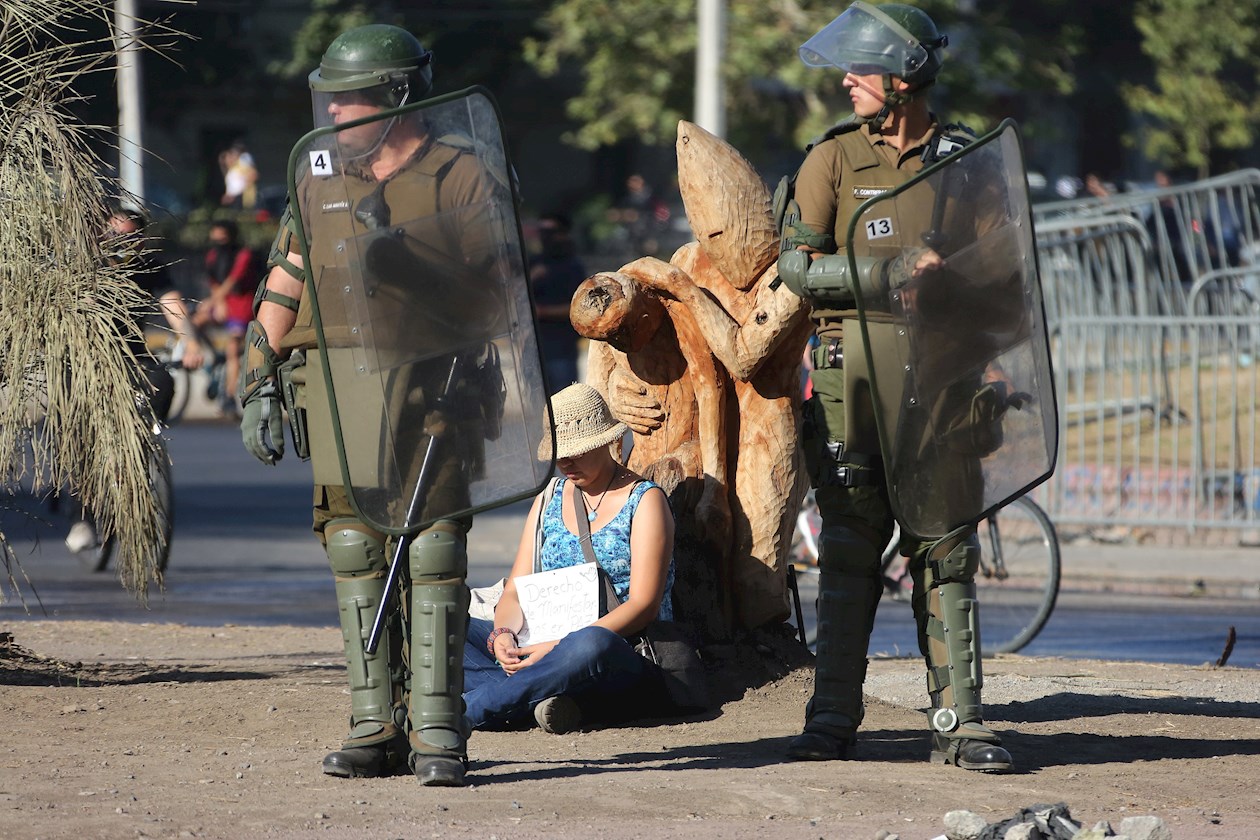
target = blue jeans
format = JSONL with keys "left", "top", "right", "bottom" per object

{"left": 463, "top": 617, "right": 658, "bottom": 730}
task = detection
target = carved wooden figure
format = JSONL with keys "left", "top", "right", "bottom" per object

{"left": 571, "top": 121, "right": 814, "bottom": 632}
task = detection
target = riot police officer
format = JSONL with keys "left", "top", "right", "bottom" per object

{"left": 777, "top": 2, "right": 1017, "bottom": 772}
{"left": 240, "top": 24, "right": 495, "bottom": 787}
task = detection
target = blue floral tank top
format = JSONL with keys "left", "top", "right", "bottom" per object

{"left": 538, "top": 478, "right": 674, "bottom": 621}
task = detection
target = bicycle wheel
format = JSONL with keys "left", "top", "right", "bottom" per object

{"left": 149, "top": 440, "right": 175, "bottom": 573}
{"left": 975, "top": 495, "right": 1060, "bottom": 655}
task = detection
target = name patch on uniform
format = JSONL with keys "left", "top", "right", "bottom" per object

{"left": 321, "top": 199, "right": 350, "bottom": 214}
{"left": 864, "top": 217, "right": 895, "bottom": 240}
{"left": 853, "top": 186, "right": 886, "bottom": 199}
{"left": 309, "top": 149, "right": 335, "bottom": 177}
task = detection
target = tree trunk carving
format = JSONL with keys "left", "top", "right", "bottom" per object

{"left": 570, "top": 121, "right": 814, "bottom": 635}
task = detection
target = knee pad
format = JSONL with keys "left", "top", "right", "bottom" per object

{"left": 325, "top": 518, "right": 387, "bottom": 577}
{"left": 408, "top": 520, "right": 468, "bottom": 582}
{"left": 925, "top": 524, "right": 979, "bottom": 584}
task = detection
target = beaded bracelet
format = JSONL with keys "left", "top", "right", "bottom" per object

{"left": 486, "top": 627, "right": 517, "bottom": 654}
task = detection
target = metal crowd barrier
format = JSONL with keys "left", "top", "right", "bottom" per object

{"left": 1031, "top": 171, "right": 1260, "bottom": 533}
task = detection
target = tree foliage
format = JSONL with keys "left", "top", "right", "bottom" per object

{"left": 271, "top": 1, "right": 550, "bottom": 96}
{"left": 0, "top": 0, "right": 176, "bottom": 600}
{"left": 269, "top": 0, "right": 377, "bottom": 81}
{"left": 1123, "top": 0, "right": 1260, "bottom": 178}
{"left": 522, "top": 0, "right": 1085, "bottom": 159}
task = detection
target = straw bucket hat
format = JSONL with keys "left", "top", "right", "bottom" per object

{"left": 538, "top": 382, "right": 627, "bottom": 461}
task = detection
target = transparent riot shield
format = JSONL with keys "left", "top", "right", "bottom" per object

{"left": 845, "top": 119, "right": 1057, "bottom": 539}
{"left": 287, "top": 87, "right": 552, "bottom": 535}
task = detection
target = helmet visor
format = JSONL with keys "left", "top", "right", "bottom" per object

{"left": 311, "top": 82, "right": 399, "bottom": 133}
{"left": 799, "top": 2, "right": 929, "bottom": 79}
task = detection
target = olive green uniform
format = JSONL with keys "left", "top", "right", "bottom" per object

{"left": 273, "top": 133, "right": 492, "bottom": 776}
{"left": 790, "top": 120, "right": 1005, "bottom": 763}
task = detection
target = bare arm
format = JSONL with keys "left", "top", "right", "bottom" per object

{"left": 592, "top": 485, "right": 673, "bottom": 637}
{"left": 256, "top": 256, "right": 304, "bottom": 352}
{"left": 156, "top": 290, "right": 206, "bottom": 370}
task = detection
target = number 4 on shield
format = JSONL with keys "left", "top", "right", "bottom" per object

{"left": 309, "top": 150, "right": 334, "bottom": 177}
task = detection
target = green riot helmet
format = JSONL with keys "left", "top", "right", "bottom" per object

{"left": 309, "top": 24, "right": 434, "bottom": 132}
{"left": 799, "top": 1, "right": 946, "bottom": 90}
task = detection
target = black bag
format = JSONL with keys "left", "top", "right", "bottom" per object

{"left": 572, "top": 482, "right": 710, "bottom": 712}
{"left": 629, "top": 618, "right": 710, "bottom": 712}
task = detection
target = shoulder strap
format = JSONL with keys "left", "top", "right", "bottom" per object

{"left": 805, "top": 115, "right": 863, "bottom": 153}
{"left": 774, "top": 120, "right": 868, "bottom": 260}
{"left": 572, "top": 481, "right": 624, "bottom": 611}
{"left": 531, "top": 477, "right": 559, "bottom": 574}
{"left": 920, "top": 122, "right": 977, "bottom": 164}
{"left": 832, "top": 127, "right": 881, "bottom": 172}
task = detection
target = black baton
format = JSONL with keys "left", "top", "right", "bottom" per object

{"left": 364, "top": 353, "right": 463, "bottom": 656}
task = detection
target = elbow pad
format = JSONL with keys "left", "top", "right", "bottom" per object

{"left": 777, "top": 250, "right": 888, "bottom": 305}
{"left": 239, "top": 319, "right": 283, "bottom": 402}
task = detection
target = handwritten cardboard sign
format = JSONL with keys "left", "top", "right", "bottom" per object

{"left": 515, "top": 563, "right": 600, "bottom": 646}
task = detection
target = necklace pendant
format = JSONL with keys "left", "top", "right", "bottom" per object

{"left": 588, "top": 511, "right": 598, "bottom": 523}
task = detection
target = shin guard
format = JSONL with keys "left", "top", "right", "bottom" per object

{"left": 912, "top": 524, "right": 1000, "bottom": 748}
{"left": 406, "top": 520, "right": 470, "bottom": 760}
{"left": 325, "top": 518, "right": 401, "bottom": 749}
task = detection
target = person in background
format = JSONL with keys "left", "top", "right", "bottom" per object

{"left": 529, "top": 213, "right": 587, "bottom": 392}
{"left": 608, "top": 173, "right": 670, "bottom": 257}
{"left": 1083, "top": 172, "right": 1114, "bottom": 201}
{"left": 1148, "top": 169, "right": 1191, "bottom": 286}
{"left": 220, "top": 139, "right": 259, "bottom": 210}
{"left": 66, "top": 206, "right": 205, "bottom": 554}
{"left": 193, "top": 219, "right": 260, "bottom": 417}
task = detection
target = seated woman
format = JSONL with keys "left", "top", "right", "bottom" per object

{"left": 463, "top": 382, "right": 676, "bottom": 735}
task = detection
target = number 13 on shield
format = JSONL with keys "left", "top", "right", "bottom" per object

{"left": 865, "top": 217, "right": 894, "bottom": 240}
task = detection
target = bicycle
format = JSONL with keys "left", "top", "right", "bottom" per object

{"left": 790, "top": 490, "right": 1061, "bottom": 655}
{"left": 150, "top": 331, "right": 229, "bottom": 426}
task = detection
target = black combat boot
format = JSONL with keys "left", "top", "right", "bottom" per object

{"left": 786, "top": 528, "right": 883, "bottom": 763}
{"left": 322, "top": 733, "right": 409, "bottom": 778}
{"left": 931, "top": 733, "right": 1013, "bottom": 772}
{"left": 411, "top": 752, "right": 467, "bottom": 786}
{"left": 786, "top": 727, "right": 856, "bottom": 761}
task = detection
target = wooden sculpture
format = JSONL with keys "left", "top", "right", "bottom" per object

{"left": 571, "top": 121, "right": 815, "bottom": 633}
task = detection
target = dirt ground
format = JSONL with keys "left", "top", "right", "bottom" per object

{"left": 2, "top": 620, "right": 1259, "bottom": 840}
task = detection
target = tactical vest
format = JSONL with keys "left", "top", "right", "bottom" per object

{"left": 279, "top": 139, "right": 479, "bottom": 351}
{"left": 776, "top": 119, "right": 973, "bottom": 324}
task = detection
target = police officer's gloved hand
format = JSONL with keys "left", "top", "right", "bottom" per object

{"left": 987, "top": 380, "right": 1032, "bottom": 412}
{"left": 1006, "top": 390, "right": 1033, "bottom": 411}
{"left": 241, "top": 378, "right": 285, "bottom": 465}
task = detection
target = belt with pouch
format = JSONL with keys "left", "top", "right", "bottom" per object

{"left": 812, "top": 338, "right": 844, "bottom": 370}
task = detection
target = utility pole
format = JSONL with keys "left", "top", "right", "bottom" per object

{"left": 695, "top": 0, "right": 726, "bottom": 139}
{"left": 115, "top": 0, "right": 145, "bottom": 204}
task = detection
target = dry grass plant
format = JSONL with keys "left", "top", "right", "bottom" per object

{"left": 0, "top": 0, "right": 183, "bottom": 602}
